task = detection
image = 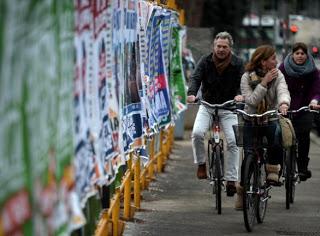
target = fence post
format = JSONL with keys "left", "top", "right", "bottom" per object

{"left": 157, "top": 130, "right": 164, "bottom": 172}
{"left": 123, "top": 153, "right": 132, "bottom": 220}
{"left": 148, "top": 137, "right": 155, "bottom": 180}
{"left": 134, "top": 156, "right": 141, "bottom": 209}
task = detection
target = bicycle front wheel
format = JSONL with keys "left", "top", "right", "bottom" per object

{"left": 289, "top": 145, "right": 298, "bottom": 203}
{"left": 242, "top": 153, "right": 258, "bottom": 232}
{"left": 256, "top": 160, "right": 269, "bottom": 223}
{"left": 285, "top": 148, "right": 292, "bottom": 209}
{"left": 214, "top": 146, "right": 223, "bottom": 215}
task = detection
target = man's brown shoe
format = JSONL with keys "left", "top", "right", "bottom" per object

{"left": 197, "top": 164, "right": 207, "bottom": 179}
{"left": 226, "top": 181, "right": 237, "bottom": 196}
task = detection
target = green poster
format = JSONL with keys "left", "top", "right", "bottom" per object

{"left": 170, "top": 25, "right": 187, "bottom": 116}
{"left": 0, "top": 1, "right": 32, "bottom": 235}
{"left": 0, "top": 1, "right": 82, "bottom": 235}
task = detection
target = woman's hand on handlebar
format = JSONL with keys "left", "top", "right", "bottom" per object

{"left": 309, "top": 100, "right": 320, "bottom": 110}
{"left": 234, "top": 95, "right": 244, "bottom": 102}
{"left": 279, "top": 103, "right": 289, "bottom": 115}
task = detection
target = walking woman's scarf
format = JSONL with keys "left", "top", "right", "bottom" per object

{"left": 284, "top": 53, "right": 316, "bottom": 78}
{"left": 249, "top": 69, "right": 268, "bottom": 114}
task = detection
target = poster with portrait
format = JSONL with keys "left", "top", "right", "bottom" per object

{"left": 121, "top": 0, "right": 144, "bottom": 153}
{"left": 145, "top": 7, "right": 172, "bottom": 129}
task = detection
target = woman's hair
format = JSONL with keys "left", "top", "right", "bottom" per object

{"left": 292, "top": 42, "right": 308, "bottom": 54}
{"left": 245, "top": 45, "right": 276, "bottom": 72}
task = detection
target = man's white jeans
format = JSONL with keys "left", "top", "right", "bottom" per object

{"left": 191, "top": 105, "right": 239, "bottom": 181}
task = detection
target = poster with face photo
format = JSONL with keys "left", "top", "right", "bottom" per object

{"left": 121, "top": 0, "right": 144, "bottom": 154}
{"left": 145, "top": 7, "right": 172, "bottom": 130}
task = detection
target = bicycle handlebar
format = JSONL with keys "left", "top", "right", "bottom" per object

{"left": 287, "top": 106, "right": 319, "bottom": 114}
{"left": 200, "top": 99, "right": 237, "bottom": 109}
{"left": 235, "top": 109, "right": 280, "bottom": 119}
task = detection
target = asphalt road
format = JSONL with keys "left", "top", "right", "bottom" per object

{"left": 123, "top": 131, "right": 320, "bottom": 236}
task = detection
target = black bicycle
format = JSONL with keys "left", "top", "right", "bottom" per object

{"left": 201, "top": 100, "right": 238, "bottom": 215}
{"left": 283, "top": 106, "right": 319, "bottom": 209}
{"left": 233, "top": 109, "right": 278, "bottom": 232}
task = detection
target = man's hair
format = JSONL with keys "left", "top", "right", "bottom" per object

{"left": 214, "top": 31, "right": 234, "bottom": 47}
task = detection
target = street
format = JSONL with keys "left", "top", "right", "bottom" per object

{"left": 124, "top": 131, "right": 320, "bottom": 236}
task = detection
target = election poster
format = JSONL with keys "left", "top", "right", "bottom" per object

{"left": 145, "top": 7, "right": 172, "bottom": 129}
{"left": 0, "top": 2, "right": 32, "bottom": 234}
{"left": 74, "top": 0, "right": 101, "bottom": 206}
{"left": 169, "top": 17, "right": 187, "bottom": 118}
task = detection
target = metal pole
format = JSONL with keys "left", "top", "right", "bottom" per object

{"left": 282, "top": 0, "right": 289, "bottom": 58}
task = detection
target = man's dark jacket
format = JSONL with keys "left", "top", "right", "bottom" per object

{"left": 187, "top": 53, "right": 244, "bottom": 104}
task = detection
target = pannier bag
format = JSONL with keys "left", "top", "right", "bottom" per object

{"left": 279, "top": 115, "right": 296, "bottom": 149}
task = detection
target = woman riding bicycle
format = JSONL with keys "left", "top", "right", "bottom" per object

{"left": 235, "top": 45, "right": 291, "bottom": 209}
{"left": 279, "top": 42, "right": 320, "bottom": 181}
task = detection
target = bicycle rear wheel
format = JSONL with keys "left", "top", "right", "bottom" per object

{"left": 242, "top": 154, "right": 258, "bottom": 232}
{"left": 214, "top": 146, "right": 222, "bottom": 215}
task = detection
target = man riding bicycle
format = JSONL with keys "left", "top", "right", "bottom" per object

{"left": 187, "top": 31, "right": 244, "bottom": 196}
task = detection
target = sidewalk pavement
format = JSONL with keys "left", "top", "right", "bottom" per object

{"left": 123, "top": 130, "right": 320, "bottom": 236}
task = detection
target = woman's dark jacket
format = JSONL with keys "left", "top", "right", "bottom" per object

{"left": 278, "top": 63, "right": 320, "bottom": 110}
{"left": 187, "top": 53, "right": 244, "bottom": 104}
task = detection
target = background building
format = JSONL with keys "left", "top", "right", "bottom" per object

{"left": 178, "top": 0, "right": 320, "bottom": 60}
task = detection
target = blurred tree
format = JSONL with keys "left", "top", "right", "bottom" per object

{"left": 201, "top": 0, "right": 249, "bottom": 50}
{"left": 180, "top": 0, "right": 206, "bottom": 27}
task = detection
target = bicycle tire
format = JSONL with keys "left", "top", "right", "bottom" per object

{"left": 256, "top": 160, "right": 268, "bottom": 223}
{"left": 290, "top": 145, "right": 298, "bottom": 204}
{"left": 285, "top": 148, "right": 292, "bottom": 209}
{"left": 214, "top": 145, "right": 222, "bottom": 215}
{"left": 208, "top": 140, "right": 214, "bottom": 182}
{"left": 242, "top": 153, "right": 258, "bottom": 232}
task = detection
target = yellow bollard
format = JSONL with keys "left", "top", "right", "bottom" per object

{"left": 94, "top": 210, "right": 109, "bottom": 236}
{"left": 167, "top": 0, "right": 177, "bottom": 9}
{"left": 134, "top": 156, "right": 141, "bottom": 209}
{"left": 112, "top": 190, "right": 120, "bottom": 236}
{"left": 179, "top": 9, "right": 185, "bottom": 25}
{"left": 123, "top": 172, "right": 132, "bottom": 220}
{"left": 168, "top": 126, "right": 174, "bottom": 152}
{"left": 162, "top": 130, "right": 168, "bottom": 161}
{"left": 140, "top": 169, "right": 146, "bottom": 190}
{"left": 148, "top": 137, "right": 155, "bottom": 180}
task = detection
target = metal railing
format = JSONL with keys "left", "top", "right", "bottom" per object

{"left": 94, "top": 126, "right": 175, "bottom": 236}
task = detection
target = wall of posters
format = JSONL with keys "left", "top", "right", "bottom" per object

{"left": 1, "top": 0, "right": 186, "bottom": 234}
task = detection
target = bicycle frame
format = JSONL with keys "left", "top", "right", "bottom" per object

{"left": 282, "top": 106, "right": 319, "bottom": 209}
{"left": 201, "top": 99, "right": 237, "bottom": 214}
{"left": 234, "top": 109, "right": 278, "bottom": 232}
